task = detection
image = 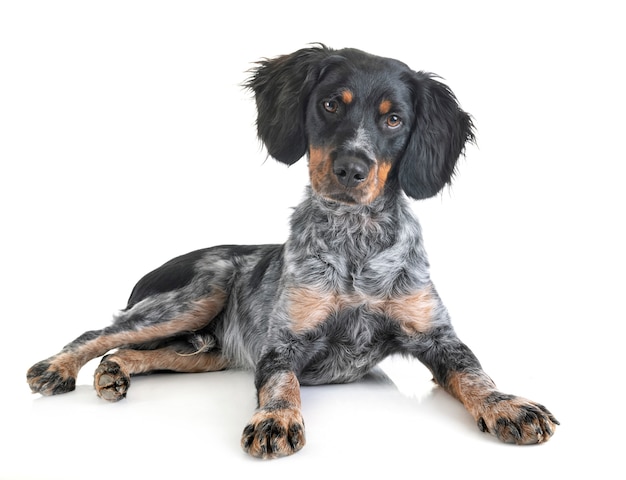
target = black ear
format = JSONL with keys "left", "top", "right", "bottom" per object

{"left": 245, "top": 45, "right": 333, "bottom": 165}
{"left": 398, "top": 72, "right": 475, "bottom": 200}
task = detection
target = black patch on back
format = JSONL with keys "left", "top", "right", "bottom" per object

{"left": 249, "top": 245, "right": 284, "bottom": 291}
{"left": 226, "top": 244, "right": 264, "bottom": 257}
{"left": 126, "top": 248, "right": 212, "bottom": 308}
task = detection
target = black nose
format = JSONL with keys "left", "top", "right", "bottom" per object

{"left": 333, "top": 156, "right": 370, "bottom": 188}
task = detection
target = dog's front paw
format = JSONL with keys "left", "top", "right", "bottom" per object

{"left": 94, "top": 360, "right": 130, "bottom": 402}
{"left": 477, "top": 393, "right": 559, "bottom": 444}
{"left": 241, "top": 407, "right": 306, "bottom": 459}
{"left": 27, "top": 357, "right": 77, "bottom": 396}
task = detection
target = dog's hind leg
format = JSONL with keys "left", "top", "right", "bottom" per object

{"left": 94, "top": 346, "right": 231, "bottom": 401}
{"left": 27, "top": 286, "right": 227, "bottom": 397}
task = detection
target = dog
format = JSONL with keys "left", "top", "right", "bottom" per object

{"left": 27, "top": 44, "right": 558, "bottom": 458}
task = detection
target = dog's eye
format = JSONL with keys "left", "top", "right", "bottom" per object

{"left": 386, "top": 114, "right": 402, "bottom": 128}
{"left": 323, "top": 100, "right": 339, "bottom": 113}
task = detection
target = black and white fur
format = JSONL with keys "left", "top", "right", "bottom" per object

{"left": 27, "top": 44, "right": 558, "bottom": 458}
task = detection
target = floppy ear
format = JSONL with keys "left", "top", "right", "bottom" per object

{"left": 398, "top": 72, "right": 475, "bottom": 200}
{"left": 245, "top": 45, "right": 333, "bottom": 165}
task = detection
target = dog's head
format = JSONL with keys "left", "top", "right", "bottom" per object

{"left": 246, "top": 44, "right": 474, "bottom": 204}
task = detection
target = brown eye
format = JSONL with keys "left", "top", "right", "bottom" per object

{"left": 323, "top": 100, "right": 338, "bottom": 113}
{"left": 386, "top": 114, "right": 402, "bottom": 128}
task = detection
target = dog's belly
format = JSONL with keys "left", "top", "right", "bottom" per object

{"left": 297, "top": 309, "right": 398, "bottom": 386}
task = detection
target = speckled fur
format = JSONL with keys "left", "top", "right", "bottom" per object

{"left": 27, "top": 45, "right": 557, "bottom": 458}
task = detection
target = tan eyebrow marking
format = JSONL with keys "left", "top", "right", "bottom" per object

{"left": 341, "top": 89, "right": 354, "bottom": 104}
{"left": 379, "top": 99, "right": 392, "bottom": 115}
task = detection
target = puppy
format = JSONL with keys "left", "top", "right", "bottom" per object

{"left": 27, "top": 44, "right": 558, "bottom": 458}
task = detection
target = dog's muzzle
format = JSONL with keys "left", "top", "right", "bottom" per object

{"left": 333, "top": 155, "right": 371, "bottom": 188}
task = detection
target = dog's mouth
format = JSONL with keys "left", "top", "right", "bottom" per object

{"left": 320, "top": 191, "right": 360, "bottom": 205}
{"left": 308, "top": 146, "right": 391, "bottom": 206}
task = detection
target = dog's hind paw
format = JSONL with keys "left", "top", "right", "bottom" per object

{"left": 94, "top": 359, "right": 130, "bottom": 402}
{"left": 477, "top": 394, "right": 559, "bottom": 445}
{"left": 27, "top": 357, "right": 77, "bottom": 396}
{"left": 241, "top": 407, "right": 306, "bottom": 459}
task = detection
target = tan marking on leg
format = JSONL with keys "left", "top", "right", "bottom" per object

{"left": 30, "top": 290, "right": 227, "bottom": 398}
{"left": 243, "top": 407, "right": 305, "bottom": 459}
{"left": 47, "top": 352, "right": 81, "bottom": 379}
{"left": 258, "top": 371, "right": 301, "bottom": 409}
{"left": 78, "top": 290, "right": 227, "bottom": 364}
{"left": 447, "top": 370, "right": 497, "bottom": 414}
{"left": 447, "top": 371, "right": 558, "bottom": 444}
{"left": 94, "top": 347, "right": 229, "bottom": 401}
{"left": 91, "top": 292, "right": 227, "bottom": 402}
{"left": 243, "top": 371, "right": 305, "bottom": 458}
{"left": 104, "top": 347, "right": 230, "bottom": 375}
{"left": 27, "top": 353, "right": 80, "bottom": 395}
{"left": 31, "top": 288, "right": 227, "bottom": 395}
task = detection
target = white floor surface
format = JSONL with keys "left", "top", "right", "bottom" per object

{"left": 1, "top": 1, "right": 624, "bottom": 479}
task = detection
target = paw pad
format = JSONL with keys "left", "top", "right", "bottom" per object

{"left": 94, "top": 360, "right": 130, "bottom": 402}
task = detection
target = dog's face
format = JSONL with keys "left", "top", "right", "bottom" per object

{"left": 305, "top": 53, "right": 416, "bottom": 204}
{"left": 246, "top": 45, "right": 474, "bottom": 204}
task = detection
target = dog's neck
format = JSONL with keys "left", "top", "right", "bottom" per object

{"left": 285, "top": 186, "right": 431, "bottom": 295}
{"left": 290, "top": 185, "right": 403, "bottom": 242}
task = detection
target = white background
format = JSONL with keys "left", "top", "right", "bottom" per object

{"left": 1, "top": 1, "right": 624, "bottom": 478}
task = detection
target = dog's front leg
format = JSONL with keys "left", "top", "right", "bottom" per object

{"left": 241, "top": 350, "right": 305, "bottom": 459}
{"left": 414, "top": 326, "right": 559, "bottom": 444}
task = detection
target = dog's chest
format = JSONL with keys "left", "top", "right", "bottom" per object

{"left": 296, "top": 305, "right": 398, "bottom": 385}
{"left": 286, "top": 203, "right": 429, "bottom": 296}
{"left": 289, "top": 244, "right": 425, "bottom": 298}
